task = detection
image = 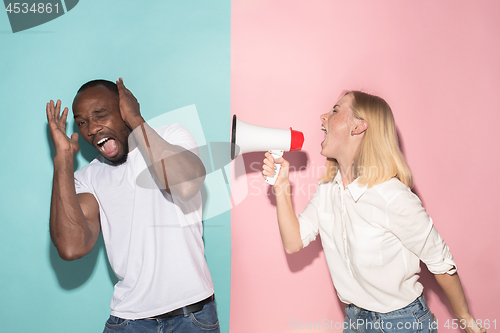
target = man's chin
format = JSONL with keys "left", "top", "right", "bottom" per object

{"left": 103, "top": 152, "right": 128, "bottom": 166}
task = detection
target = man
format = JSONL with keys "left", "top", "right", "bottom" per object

{"left": 46, "top": 78, "right": 219, "bottom": 332}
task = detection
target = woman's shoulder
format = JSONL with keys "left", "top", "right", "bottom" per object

{"left": 371, "top": 177, "right": 414, "bottom": 202}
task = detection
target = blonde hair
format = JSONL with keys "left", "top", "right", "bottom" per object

{"left": 319, "top": 91, "right": 413, "bottom": 188}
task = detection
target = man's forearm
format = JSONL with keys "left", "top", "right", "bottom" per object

{"left": 130, "top": 122, "right": 206, "bottom": 200}
{"left": 50, "top": 154, "right": 94, "bottom": 260}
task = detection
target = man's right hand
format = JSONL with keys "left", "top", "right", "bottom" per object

{"left": 46, "top": 99, "right": 79, "bottom": 157}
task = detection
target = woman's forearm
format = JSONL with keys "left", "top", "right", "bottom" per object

{"left": 434, "top": 273, "right": 470, "bottom": 319}
{"left": 434, "top": 272, "right": 486, "bottom": 333}
{"left": 275, "top": 181, "right": 303, "bottom": 254}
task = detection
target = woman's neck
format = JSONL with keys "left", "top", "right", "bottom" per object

{"left": 338, "top": 160, "right": 356, "bottom": 189}
{"left": 336, "top": 142, "right": 362, "bottom": 189}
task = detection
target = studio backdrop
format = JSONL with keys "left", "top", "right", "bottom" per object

{"left": 0, "top": 1, "right": 231, "bottom": 332}
{"left": 230, "top": 0, "right": 499, "bottom": 332}
{"left": 1, "top": 1, "right": 499, "bottom": 333}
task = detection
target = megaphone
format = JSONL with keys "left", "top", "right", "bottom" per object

{"left": 231, "top": 115, "right": 304, "bottom": 185}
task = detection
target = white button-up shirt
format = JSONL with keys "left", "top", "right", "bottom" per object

{"left": 298, "top": 171, "right": 456, "bottom": 313}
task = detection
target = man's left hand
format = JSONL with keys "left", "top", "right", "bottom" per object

{"left": 116, "top": 77, "right": 144, "bottom": 130}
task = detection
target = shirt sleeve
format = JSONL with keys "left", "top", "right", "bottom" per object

{"left": 74, "top": 172, "right": 92, "bottom": 195}
{"left": 159, "top": 123, "right": 200, "bottom": 156}
{"left": 298, "top": 184, "right": 322, "bottom": 248}
{"left": 385, "top": 189, "right": 457, "bottom": 275}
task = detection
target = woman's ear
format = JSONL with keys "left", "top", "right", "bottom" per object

{"left": 352, "top": 119, "right": 368, "bottom": 136}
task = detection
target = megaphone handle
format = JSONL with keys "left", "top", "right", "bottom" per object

{"left": 265, "top": 150, "right": 284, "bottom": 185}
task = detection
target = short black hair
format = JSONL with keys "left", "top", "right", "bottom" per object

{"left": 76, "top": 79, "right": 118, "bottom": 96}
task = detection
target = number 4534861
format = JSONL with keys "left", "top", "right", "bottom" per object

{"left": 5, "top": 3, "right": 60, "bottom": 14}
{"left": 444, "top": 319, "right": 496, "bottom": 330}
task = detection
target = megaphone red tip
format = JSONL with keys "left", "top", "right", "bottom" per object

{"left": 290, "top": 128, "right": 304, "bottom": 151}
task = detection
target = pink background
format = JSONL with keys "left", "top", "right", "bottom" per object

{"left": 231, "top": 0, "right": 500, "bottom": 332}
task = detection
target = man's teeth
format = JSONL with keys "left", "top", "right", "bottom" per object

{"left": 97, "top": 137, "right": 109, "bottom": 145}
{"left": 97, "top": 137, "right": 111, "bottom": 152}
{"left": 321, "top": 126, "right": 327, "bottom": 133}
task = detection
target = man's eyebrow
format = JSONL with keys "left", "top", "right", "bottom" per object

{"left": 73, "top": 109, "right": 107, "bottom": 118}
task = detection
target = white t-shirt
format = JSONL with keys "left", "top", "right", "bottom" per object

{"left": 298, "top": 171, "right": 456, "bottom": 313}
{"left": 74, "top": 123, "right": 214, "bottom": 320}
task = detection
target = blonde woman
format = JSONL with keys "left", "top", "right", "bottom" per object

{"left": 262, "top": 91, "right": 485, "bottom": 333}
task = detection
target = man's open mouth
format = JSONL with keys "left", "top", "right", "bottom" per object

{"left": 96, "top": 137, "right": 118, "bottom": 157}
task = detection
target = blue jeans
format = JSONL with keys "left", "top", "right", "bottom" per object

{"left": 343, "top": 294, "right": 437, "bottom": 333}
{"left": 102, "top": 300, "right": 219, "bottom": 333}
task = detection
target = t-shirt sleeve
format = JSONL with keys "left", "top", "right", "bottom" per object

{"left": 159, "top": 123, "right": 200, "bottom": 156}
{"left": 385, "top": 189, "right": 457, "bottom": 275}
{"left": 297, "top": 184, "right": 322, "bottom": 248}
{"left": 74, "top": 171, "right": 92, "bottom": 195}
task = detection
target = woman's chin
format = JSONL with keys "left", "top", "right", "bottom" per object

{"left": 320, "top": 149, "right": 336, "bottom": 159}
{"left": 320, "top": 146, "right": 329, "bottom": 157}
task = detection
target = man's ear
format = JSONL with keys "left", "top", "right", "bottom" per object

{"left": 352, "top": 119, "right": 368, "bottom": 136}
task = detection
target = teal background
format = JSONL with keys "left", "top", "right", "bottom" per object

{"left": 0, "top": 1, "right": 231, "bottom": 332}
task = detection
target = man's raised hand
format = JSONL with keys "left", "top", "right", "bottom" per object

{"left": 116, "top": 78, "right": 144, "bottom": 130}
{"left": 46, "top": 99, "right": 79, "bottom": 157}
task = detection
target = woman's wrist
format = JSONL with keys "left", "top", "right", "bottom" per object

{"left": 274, "top": 180, "right": 291, "bottom": 196}
{"left": 456, "top": 312, "right": 474, "bottom": 324}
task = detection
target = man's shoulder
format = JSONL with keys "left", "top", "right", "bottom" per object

{"left": 154, "top": 122, "right": 188, "bottom": 138}
{"left": 154, "top": 123, "right": 198, "bottom": 153}
{"left": 74, "top": 155, "right": 107, "bottom": 177}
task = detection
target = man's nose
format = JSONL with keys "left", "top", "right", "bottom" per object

{"left": 87, "top": 119, "right": 103, "bottom": 136}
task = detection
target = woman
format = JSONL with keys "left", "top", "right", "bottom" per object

{"left": 262, "top": 91, "right": 485, "bottom": 333}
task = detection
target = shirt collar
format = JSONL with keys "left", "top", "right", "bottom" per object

{"left": 333, "top": 170, "right": 368, "bottom": 202}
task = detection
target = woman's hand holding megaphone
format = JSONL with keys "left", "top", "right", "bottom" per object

{"left": 263, "top": 152, "right": 290, "bottom": 187}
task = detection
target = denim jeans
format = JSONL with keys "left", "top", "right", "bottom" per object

{"left": 102, "top": 300, "right": 219, "bottom": 333}
{"left": 343, "top": 294, "right": 438, "bottom": 333}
